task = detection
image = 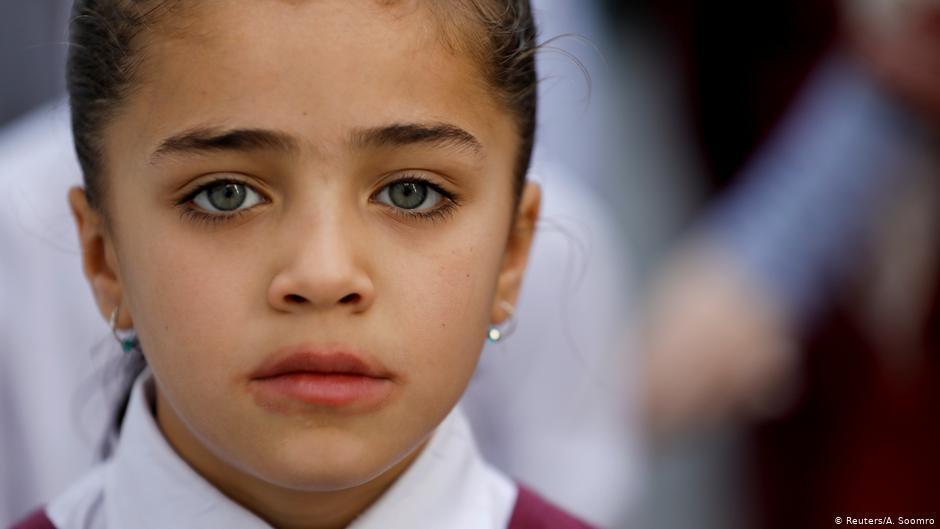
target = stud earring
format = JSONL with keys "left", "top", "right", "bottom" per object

{"left": 487, "top": 300, "right": 517, "bottom": 343}
{"left": 110, "top": 303, "right": 140, "bottom": 354}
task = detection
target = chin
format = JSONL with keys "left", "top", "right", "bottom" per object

{"left": 252, "top": 435, "right": 406, "bottom": 492}
{"left": 259, "top": 458, "right": 398, "bottom": 492}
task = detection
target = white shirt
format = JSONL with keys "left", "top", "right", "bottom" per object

{"left": 47, "top": 373, "right": 517, "bottom": 529}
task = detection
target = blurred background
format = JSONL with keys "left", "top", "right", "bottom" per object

{"left": 1, "top": 1, "right": 938, "bottom": 528}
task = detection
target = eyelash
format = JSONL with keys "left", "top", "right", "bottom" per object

{"left": 175, "top": 177, "right": 261, "bottom": 227}
{"left": 373, "top": 175, "right": 460, "bottom": 223}
{"left": 175, "top": 175, "right": 460, "bottom": 226}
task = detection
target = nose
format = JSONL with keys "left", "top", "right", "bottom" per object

{"left": 267, "top": 207, "right": 374, "bottom": 314}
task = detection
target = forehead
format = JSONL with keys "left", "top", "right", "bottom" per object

{"left": 110, "top": 0, "right": 510, "bottom": 162}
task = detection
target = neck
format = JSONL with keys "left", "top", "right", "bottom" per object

{"left": 154, "top": 391, "right": 427, "bottom": 529}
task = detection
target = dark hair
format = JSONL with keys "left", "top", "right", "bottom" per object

{"left": 67, "top": 0, "right": 538, "bottom": 451}
{"left": 67, "top": 0, "right": 538, "bottom": 214}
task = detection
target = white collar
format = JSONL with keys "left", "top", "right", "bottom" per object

{"left": 100, "top": 372, "right": 517, "bottom": 529}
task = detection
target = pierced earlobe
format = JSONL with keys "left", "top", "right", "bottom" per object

{"left": 486, "top": 300, "right": 517, "bottom": 343}
{"left": 109, "top": 303, "right": 140, "bottom": 354}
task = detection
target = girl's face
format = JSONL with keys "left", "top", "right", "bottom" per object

{"left": 70, "top": 0, "right": 538, "bottom": 506}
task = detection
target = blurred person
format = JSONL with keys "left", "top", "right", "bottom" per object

{"left": 0, "top": 101, "right": 109, "bottom": 528}
{"left": 751, "top": 2, "right": 940, "bottom": 525}
{"left": 642, "top": 51, "right": 932, "bottom": 434}
{"left": 642, "top": 0, "right": 940, "bottom": 437}
{"left": 640, "top": 0, "right": 940, "bottom": 525}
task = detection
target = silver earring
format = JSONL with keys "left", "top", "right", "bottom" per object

{"left": 487, "top": 301, "right": 517, "bottom": 343}
{"left": 110, "top": 303, "right": 140, "bottom": 354}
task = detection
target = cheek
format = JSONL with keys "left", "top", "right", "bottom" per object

{"left": 380, "top": 230, "right": 505, "bottom": 394}
{"left": 383, "top": 194, "right": 515, "bottom": 352}
{"left": 119, "top": 226, "right": 262, "bottom": 384}
{"left": 407, "top": 248, "right": 486, "bottom": 336}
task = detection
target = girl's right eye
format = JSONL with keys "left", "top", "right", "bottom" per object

{"left": 176, "top": 179, "right": 268, "bottom": 226}
{"left": 189, "top": 180, "right": 265, "bottom": 214}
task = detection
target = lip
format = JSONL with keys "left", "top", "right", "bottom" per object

{"left": 251, "top": 346, "right": 390, "bottom": 379}
{"left": 249, "top": 345, "right": 394, "bottom": 412}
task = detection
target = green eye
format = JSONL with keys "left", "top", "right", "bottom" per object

{"left": 377, "top": 180, "right": 442, "bottom": 211}
{"left": 193, "top": 181, "right": 263, "bottom": 213}
{"left": 390, "top": 182, "right": 426, "bottom": 209}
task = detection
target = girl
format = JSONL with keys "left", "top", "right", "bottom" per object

{"left": 10, "top": 0, "right": 596, "bottom": 528}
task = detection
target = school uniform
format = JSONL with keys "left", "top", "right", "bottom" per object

{"left": 10, "top": 372, "right": 594, "bottom": 529}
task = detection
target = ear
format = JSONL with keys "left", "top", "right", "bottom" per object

{"left": 491, "top": 181, "right": 541, "bottom": 324}
{"left": 68, "top": 186, "right": 131, "bottom": 329}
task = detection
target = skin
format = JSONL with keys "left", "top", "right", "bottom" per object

{"left": 641, "top": 242, "right": 798, "bottom": 437}
{"left": 68, "top": 2, "right": 540, "bottom": 528}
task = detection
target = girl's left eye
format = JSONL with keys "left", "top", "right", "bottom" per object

{"left": 190, "top": 180, "right": 264, "bottom": 214}
{"left": 374, "top": 180, "right": 445, "bottom": 212}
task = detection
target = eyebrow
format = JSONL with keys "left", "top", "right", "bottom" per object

{"left": 351, "top": 122, "right": 484, "bottom": 157}
{"left": 149, "top": 121, "right": 484, "bottom": 163}
{"left": 150, "top": 127, "right": 299, "bottom": 163}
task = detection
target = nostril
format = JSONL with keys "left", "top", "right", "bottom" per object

{"left": 339, "top": 293, "right": 360, "bottom": 304}
{"left": 285, "top": 294, "right": 307, "bottom": 304}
